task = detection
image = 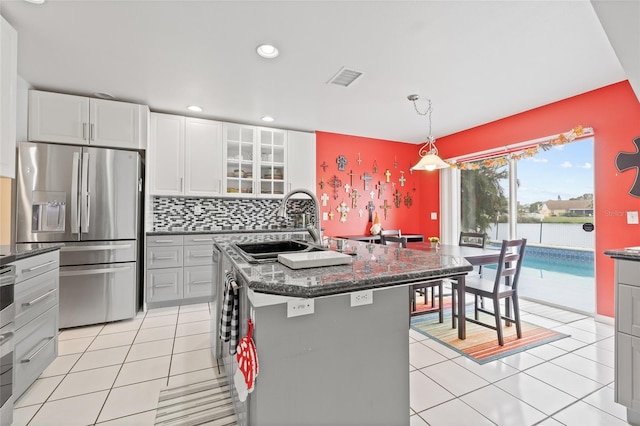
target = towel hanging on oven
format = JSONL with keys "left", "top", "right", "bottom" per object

{"left": 220, "top": 271, "right": 239, "bottom": 355}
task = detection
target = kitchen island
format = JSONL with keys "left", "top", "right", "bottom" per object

{"left": 212, "top": 233, "right": 473, "bottom": 426}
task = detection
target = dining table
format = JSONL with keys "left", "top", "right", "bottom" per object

{"left": 407, "top": 242, "right": 502, "bottom": 340}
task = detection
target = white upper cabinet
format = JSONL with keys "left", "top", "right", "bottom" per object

{"left": 149, "top": 113, "right": 185, "bottom": 195}
{"left": 184, "top": 118, "right": 223, "bottom": 196}
{"left": 149, "top": 113, "right": 223, "bottom": 196}
{"left": 0, "top": 16, "right": 18, "bottom": 178}
{"left": 287, "top": 130, "right": 316, "bottom": 193}
{"left": 222, "top": 123, "right": 287, "bottom": 197}
{"left": 28, "top": 90, "right": 148, "bottom": 149}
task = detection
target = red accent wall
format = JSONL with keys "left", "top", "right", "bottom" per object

{"left": 315, "top": 132, "right": 440, "bottom": 239}
{"left": 436, "top": 81, "right": 640, "bottom": 318}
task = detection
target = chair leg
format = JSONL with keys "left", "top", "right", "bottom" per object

{"left": 505, "top": 296, "right": 512, "bottom": 327}
{"left": 451, "top": 285, "right": 457, "bottom": 329}
{"left": 410, "top": 287, "right": 416, "bottom": 312}
{"left": 437, "top": 282, "right": 443, "bottom": 324}
{"left": 431, "top": 287, "right": 435, "bottom": 308}
{"left": 512, "top": 295, "right": 522, "bottom": 339}
{"left": 474, "top": 295, "right": 480, "bottom": 321}
{"left": 494, "top": 296, "right": 504, "bottom": 346}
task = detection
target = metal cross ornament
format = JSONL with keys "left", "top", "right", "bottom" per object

{"left": 336, "top": 201, "right": 350, "bottom": 223}
{"left": 380, "top": 199, "right": 392, "bottom": 220}
{"left": 399, "top": 171, "right": 406, "bottom": 187}
{"left": 347, "top": 170, "right": 356, "bottom": 187}
{"left": 393, "top": 189, "right": 402, "bottom": 208}
{"left": 361, "top": 172, "right": 373, "bottom": 190}
{"left": 319, "top": 176, "right": 325, "bottom": 190}
{"left": 366, "top": 201, "right": 376, "bottom": 222}
{"left": 372, "top": 160, "right": 378, "bottom": 174}
{"left": 615, "top": 136, "right": 640, "bottom": 197}
{"left": 350, "top": 189, "right": 361, "bottom": 209}
{"left": 404, "top": 192, "right": 413, "bottom": 208}
{"left": 336, "top": 155, "right": 347, "bottom": 171}
{"left": 320, "top": 161, "right": 328, "bottom": 172}
{"left": 384, "top": 169, "right": 391, "bottom": 183}
{"left": 328, "top": 175, "right": 342, "bottom": 200}
{"left": 377, "top": 181, "right": 386, "bottom": 199}
{"left": 357, "top": 153, "right": 362, "bottom": 166}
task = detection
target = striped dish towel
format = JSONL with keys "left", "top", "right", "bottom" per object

{"left": 219, "top": 271, "right": 239, "bottom": 354}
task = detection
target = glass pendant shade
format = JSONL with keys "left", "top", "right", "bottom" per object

{"left": 411, "top": 153, "right": 450, "bottom": 171}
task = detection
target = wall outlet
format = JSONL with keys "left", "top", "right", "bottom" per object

{"left": 287, "top": 299, "right": 315, "bottom": 317}
{"left": 628, "top": 211, "right": 639, "bottom": 224}
{"left": 431, "top": 212, "right": 437, "bottom": 220}
{"left": 194, "top": 205, "right": 203, "bottom": 215}
{"left": 350, "top": 290, "right": 373, "bottom": 307}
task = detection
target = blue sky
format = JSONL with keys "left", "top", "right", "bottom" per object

{"left": 505, "top": 138, "right": 594, "bottom": 205}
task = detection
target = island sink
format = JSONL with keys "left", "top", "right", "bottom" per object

{"left": 234, "top": 240, "right": 325, "bottom": 263}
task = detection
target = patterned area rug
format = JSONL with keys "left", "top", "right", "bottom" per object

{"left": 155, "top": 377, "right": 238, "bottom": 426}
{"left": 411, "top": 308, "right": 570, "bottom": 364}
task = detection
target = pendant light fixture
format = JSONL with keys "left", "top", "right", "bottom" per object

{"left": 408, "top": 94, "right": 450, "bottom": 171}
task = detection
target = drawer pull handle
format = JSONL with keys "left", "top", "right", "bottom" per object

{"left": 191, "top": 280, "right": 211, "bottom": 285}
{"left": 21, "top": 336, "right": 55, "bottom": 363}
{"left": 22, "top": 260, "right": 57, "bottom": 274}
{"left": 22, "top": 289, "right": 57, "bottom": 307}
{"left": 0, "top": 332, "right": 13, "bottom": 342}
{"left": 192, "top": 238, "right": 213, "bottom": 242}
{"left": 59, "top": 266, "right": 131, "bottom": 277}
{"left": 153, "top": 256, "right": 176, "bottom": 260}
{"left": 190, "top": 253, "right": 212, "bottom": 258}
{"left": 62, "top": 244, "right": 132, "bottom": 252}
{"left": 154, "top": 239, "right": 175, "bottom": 243}
{"left": 155, "top": 284, "right": 175, "bottom": 288}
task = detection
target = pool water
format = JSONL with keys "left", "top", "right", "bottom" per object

{"left": 486, "top": 256, "right": 594, "bottom": 278}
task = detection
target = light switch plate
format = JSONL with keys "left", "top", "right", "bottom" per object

{"left": 431, "top": 212, "right": 437, "bottom": 220}
{"left": 628, "top": 211, "right": 639, "bottom": 224}
{"left": 351, "top": 290, "right": 373, "bottom": 307}
{"left": 287, "top": 299, "right": 314, "bottom": 317}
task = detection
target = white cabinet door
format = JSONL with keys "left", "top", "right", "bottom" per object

{"left": 223, "top": 123, "right": 257, "bottom": 196}
{"left": 257, "top": 127, "right": 287, "bottom": 197}
{"left": 149, "top": 113, "right": 185, "bottom": 195}
{"left": 28, "top": 90, "right": 89, "bottom": 145}
{"left": 0, "top": 16, "right": 17, "bottom": 178}
{"left": 90, "top": 98, "right": 141, "bottom": 149}
{"left": 287, "top": 130, "right": 316, "bottom": 193}
{"left": 185, "top": 118, "right": 223, "bottom": 196}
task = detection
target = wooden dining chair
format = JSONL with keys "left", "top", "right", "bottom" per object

{"left": 452, "top": 238, "right": 527, "bottom": 346}
{"left": 381, "top": 236, "right": 443, "bottom": 322}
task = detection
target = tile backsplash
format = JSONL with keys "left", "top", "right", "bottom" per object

{"left": 152, "top": 196, "right": 315, "bottom": 231}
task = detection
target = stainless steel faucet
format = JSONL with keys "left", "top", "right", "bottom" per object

{"left": 276, "top": 188, "right": 322, "bottom": 244}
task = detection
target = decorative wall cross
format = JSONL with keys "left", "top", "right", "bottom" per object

{"left": 344, "top": 183, "right": 351, "bottom": 193}
{"left": 380, "top": 199, "right": 392, "bottom": 220}
{"left": 372, "top": 160, "right": 378, "bottom": 174}
{"left": 361, "top": 172, "right": 373, "bottom": 190}
{"left": 393, "top": 189, "right": 402, "bottom": 208}
{"left": 357, "top": 153, "right": 362, "bottom": 166}
{"left": 328, "top": 175, "right": 342, "bottom": 199}
{"left": 336, "top": 201, "right": 350, "bottom": 223}
{"left": 366, "top": 201, "right": 376, "bottom": 222}
{"left": 404, "top": 192, "right": 413, "bottom": 208}
{"left": 358, "top": 209, "right": 364, "bottom": 218}
{"left": 399, "top": 171, "right": 406, "bottom": 187}
{"left": 384, "top": 169, "right": 391, "bottom": 183}
{"left": 336, "top": 155, "right": 347, "bottom": 171}
{"left": 320, "top": 161, "right": 328, "bottom": 172}
{"left": 394, "top": 156, "right": 398, "bottom": 169}
{"left": 615, "top": 137, "right": 640, "bottom": 197}
{"left": 320, "top": 193, "right": 329, "bottom": 207}
{"left": 369, "top": 190, "right": 376, "bottom": 199}
{"left": 319, "top": 177, "right": 325, "bottom": 190}
{"left": 350, "top": 189, "right": 361, "bottom": 208}
{"left": 328, "top": 208, "right": 334, "bottom": 220}
{"left": 377, "top": 181, "right": 386, "bottom": 199}
{"left": 409, "top": 162, "right": 413, "bottom": 175}
{"left": 347, "top": 170, "right": 356, "bottom": 187}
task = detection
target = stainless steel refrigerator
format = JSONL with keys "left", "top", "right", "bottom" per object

{"left": 16, "top": 141, "right": 142, "bottom": 328}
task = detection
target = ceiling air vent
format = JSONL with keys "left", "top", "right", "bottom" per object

{"left": 327, "top": 67, "right": 363, "bottom": 87}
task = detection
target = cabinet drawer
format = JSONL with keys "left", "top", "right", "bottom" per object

{"left": 147, "top": 235, "right": 183, "bottom": 247}
{"left": 184, "top": 265, "right": 214, "bottom": 299}
{"left": 617, "top": 333, "right": 640, "bottom": 410}
{"left": 619, "top": 260, "right": 640, "bottom": 286}
{"left": 15, "top": 269, "right": 59, "bottom": 330}
{"left": 184, "top": 234, "right": 215, "bottom": 245}
{"left": 147, "top": 268, "right": 183, "bottom": 302}
{"left": 147, "top": 246, "right": 183, "bottom": 269}
{"left": 184, "top": 245, "right": 214, "bottom": 266}
{"left": 14, "top": 306, "right": 58, "bottom": 399}
{"left": 13, "top": 250, "right": 59, "bottom": 284}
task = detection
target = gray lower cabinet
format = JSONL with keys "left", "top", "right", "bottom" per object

{"left": 146, "top": 234, "right": 215, "bottom": 307}
{"left": 616, "top": 258, "right": 640, "bottom": 423}
{"left": 11, "top": 250, "right": 60, "bottom": 399}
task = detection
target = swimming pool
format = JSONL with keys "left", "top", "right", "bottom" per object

{"left": 485, "top": 244, "right": 594, "bottom": 277}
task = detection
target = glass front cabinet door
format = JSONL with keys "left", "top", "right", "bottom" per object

{"left": 222, "top": 124, "right": 287, "bottom": 197}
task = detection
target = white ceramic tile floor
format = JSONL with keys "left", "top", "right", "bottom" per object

{"left": 11, "top": 300, "right": 626, "bottom": 425}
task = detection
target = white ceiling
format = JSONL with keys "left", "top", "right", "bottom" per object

{"left": 0, "top": 0, "right": 630, "bottom": 144}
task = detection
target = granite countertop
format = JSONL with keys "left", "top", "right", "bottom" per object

{"left": 215, "top": 233, "right": 473, "bottom": 298}
{"left": 0, "top": 243, "right": 65, "bottom": 266}
{"left": 147, "top": 227, "right": 309, "bottom": 236}
{"left": 604, "top": 247, "right": 640, "bottom": 261}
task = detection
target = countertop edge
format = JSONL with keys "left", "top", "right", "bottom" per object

{"left": 147, "top": 228, "right": 308, "bottom": 236}
{"left": 0, "top": 243, "right": 65, "bottom": 266}
{"left": 604, "top": 248, "right": 640, "bottom": 261}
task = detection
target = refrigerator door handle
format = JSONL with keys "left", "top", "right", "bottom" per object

{"left": 59, "top": 266, "right": 131, "bottom": 277}
{"left": 81, "top": 152, "right": 90, "bottom": 232}
{"left": 71, "top": 152, "right": 80, "bottom": 233}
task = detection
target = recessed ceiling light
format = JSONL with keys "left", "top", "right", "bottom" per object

{"left": 256, "top": 44, "right": 279, "bottom": 59}
{"left": 187, "top": 105, "right": 203, "bottom": 112}
{"left": 24, "top": 0, "right": 46, "bottom": 4}
{"left": 93, "top": 92, "right": 115, "bottom": 100}
{"left": 261, "top": 116, "right": 275, "bottom": 122}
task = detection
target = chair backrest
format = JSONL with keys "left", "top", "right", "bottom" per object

{"left": 492, "top": 238, "right": 527, "bottom": 292}
{"left": 380, "top": 235, "right": 407, "bottom": 248}
{"left": 379, "top": 230, "right": 401, "bottom": 245}
{"left": 459, "top": 232, "right": 486, "bottom": 248}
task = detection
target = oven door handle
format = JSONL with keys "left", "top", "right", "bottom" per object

{"left": 0, "top": 331, "right": 13, "bottom": 343}
{"left": 20, "top": 336, "right": 55, "bottom": 363}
